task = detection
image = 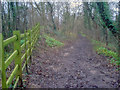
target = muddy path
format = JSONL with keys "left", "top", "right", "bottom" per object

{"left": 26, "top": 35, "right": 118, "bottom": 88}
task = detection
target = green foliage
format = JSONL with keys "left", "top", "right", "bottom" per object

{"left": 96, "top": 47, "right": 118, "bottom": 58}
{"left": 96, "top": 2, "right": 117, "bottom": 37}
{"left": 91, "top": 39, "right": 119, "bottom": 65}
{"left": 92, "top": 40, "right": 104, "bottom": 46}
{"left": 96, "top": 46, "right": 119, "bottom": 65}
{"left": 44, "top": 34, "right": 64, "bottom": 47}
{"left": 4, "top": 40, "right": 25, "bottom": 61}
{"left": 4, "top": 52, "right": 12, "bottom": 60}
{"left": 20, "top": 40, "right": 25, "bottom": 45}
{"left": 91, "top": 39, "right": 117, "bottom": 52}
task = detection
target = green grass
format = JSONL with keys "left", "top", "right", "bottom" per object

{"left": 44, "top": 34, "right": 64, "bottom": 47}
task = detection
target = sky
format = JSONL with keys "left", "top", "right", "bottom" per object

{"left": 1, "top": 0, "right": 120, "bottom": 2}
{"left": 70, "top": 1, "right": 82, "bottom": 8}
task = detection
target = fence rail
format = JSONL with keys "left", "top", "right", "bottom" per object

{"left": 0, "top": 23, "right": 40, "bottom": 88}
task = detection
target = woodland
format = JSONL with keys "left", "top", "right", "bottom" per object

{"left": 0, "top": 1, "right": 120, "bottom": 88}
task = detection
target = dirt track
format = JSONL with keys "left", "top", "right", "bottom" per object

{"left": 26, "top": 35, "right": 118, "bottom": 88}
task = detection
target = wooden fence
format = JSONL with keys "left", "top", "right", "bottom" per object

{"left": 0, "top": 23, "right": 40, "bottom": 88}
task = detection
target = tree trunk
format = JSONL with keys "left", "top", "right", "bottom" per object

{"left": 10, "top": 2, "right": 16, "bottom": 30}
{"left": 16, "top": 2, "right": 20, "bottom": 30}
{"left": 8, "top": 2, "right": 11, "bottom": 37}
{"left": 117, "top": 1, "right": 120, "bottom": 87}
{"left": 96, "top": 2, "right": 117, "bottom": 38}
{"left": 47, "top": 2, "right": 56, "bottom": 31}
{"left": 0, "top": 1, "right": 2, "bottom": 33}
{"left": 105, "top": 29, "right": 108, "bottom": 46}
{"left": 83, "top": 2, "right": 92, "bottom": 37}
{"left": 1, "top": 3, "right": 6, "bottom": 38}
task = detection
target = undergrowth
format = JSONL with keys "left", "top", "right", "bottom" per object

{"left": 96, "top": 46, "right": 119, "bottom": 65}
{"left": 92, "top": 40, "right": 119, "bottom": 66}
{"left": 79, "top": 32, "right": 119, "bottom": 66}
{"left": 43, "top": 34, "right": 64, "bottom": 47}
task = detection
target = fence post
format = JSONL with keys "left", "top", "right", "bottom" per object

{"left": 0, "top": 34, "right": 7, "bottom": 88}
{"left": 25, "top": 30, "right": 28, "bottom": 74}
{"left": 37, "top": 24, "right": 40, "bottom": 41}
{"left": 38, "top": 24, "right": 40, "bottom": 38}
{"left": 36, "top": 25, "right": 39, "bottom": 42}
{"left": 31, "top": 27, "right": 35, "bottom": 49}
{"left": 28, "top": 30, "right": 32, "bottom": 63}
{"left": 13, "top": 31, "right": 23, "bottom": 87}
